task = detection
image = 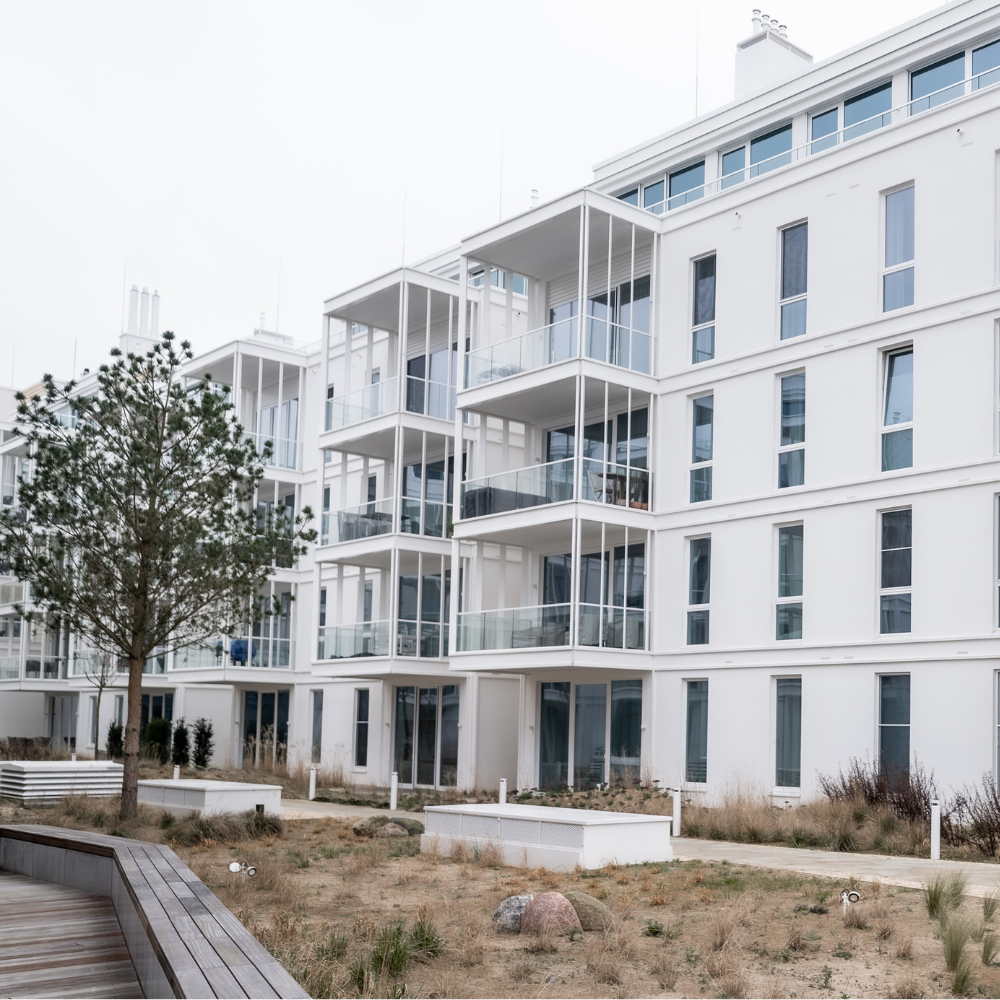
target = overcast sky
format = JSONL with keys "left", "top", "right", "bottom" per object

{"left": 0, "top": 0, "right": 935, "bottom": 387}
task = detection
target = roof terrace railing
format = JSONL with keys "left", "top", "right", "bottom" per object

{"left": 641, "top": 67, "right": 1000, "bottom": 215}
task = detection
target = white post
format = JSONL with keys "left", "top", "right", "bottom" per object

{"left": 390, "top": 770, "right": 398, "bottom": 811}
{"left": 70, "top": 752, "right": 76, "bottom": 762}
{"left": 673, "top": 787, "right": 682, "bottom": 837}
{"left": 931, "top": 798, "right": 941, "bottom": 861}
{"left": 309, "top": 765, "right": 317, "bottom": 801}
{"left": 173, "top": 765, "right": 180, "bottom": 780}
{"left": 499, "top": 778, "right": 507, "bottom": 805}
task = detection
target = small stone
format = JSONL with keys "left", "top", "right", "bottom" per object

{"left": 563, "top": 890, "right": 613, "bottom": 931}
{"left": 375, "top": 822, "right": 408, "bottom": 838}
{"left": 352, "top": 815, "right": 389, "bottom": 837}
{"left": 391, "top": 816, "right": 425, "bottom": 836}
{"left": 522, "top": 892, "right": 583, "bottom": 935}
{"left": 492, "top": 894, "right": 534, "bottom": 933}
{"left": 544, "top": 974, "right": 560, "bottom": 984}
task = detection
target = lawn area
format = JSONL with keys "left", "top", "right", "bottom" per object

{"left": 3, "top": 793, "right": 998, "bottom": 998}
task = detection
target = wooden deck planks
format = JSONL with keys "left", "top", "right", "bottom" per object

{"left": 0, "top": 871, "right": 142, "bottom": 999}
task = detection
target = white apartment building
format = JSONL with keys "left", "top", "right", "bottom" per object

{"left": 3, "top": 2, "right": 1000, "bottom": 804}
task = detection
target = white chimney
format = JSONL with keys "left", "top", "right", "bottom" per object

{"left": 735, "top": 18, "right": 812, "bottom": 100}
{"left": 127, "top": 285, "right": 139, "bottom": 336}
{"left": 531, "top": 189, "right": 539, "bottom": 209}
{"left": 150, "top": 290, "right": 160, "bottom": 338}
{"left": 752, "top": 9, "right": 762, "bottom": 32}
{"left": 139, "top": 287, "right": 150, "bottom": 337}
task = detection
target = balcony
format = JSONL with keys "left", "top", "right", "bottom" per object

{"left": 324, "top": 377, "right": 456, "bottom": 431}
{"left": 0, "top": 656, "right": 18, "bottom": 680}
{"left": 577, "top": 605, "right": 646, "bottom": 650}
{"left": 460, "top": 458, "right": 650, "bottom": 519}
{"left": 318, "top": 621, "right": 391, "bottom": 659}
{"left": 0, "top": 581, "right": 24, "bottom": 605}
{"left": 257, "top": 435, "right": 302, "bottom": 471}
{"left": 396, "top": 621, "right": 450, "bottom": 658}
{"left": 321, "top": 498, "right": 452, "bottom": 546}
{"left": 464, "top": 316, "right": 651, "bottom": 388}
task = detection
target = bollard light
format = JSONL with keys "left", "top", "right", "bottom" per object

{"left": 499, "top": 778, "right": 507, "bottom": 806}
{"left": 390, "top": 771, "right": 398, "bottom": 811}
{"left": 931, "top": 798, "right": 941, "bottom": 861}
{"left": 672, "top": 787, "right": 682, "bottom": 838}
{"left": 173, "top": 765, "right": 180, "bottom": 781}
{"left": 309, "top": 765, "right": 317, "bottom": 802}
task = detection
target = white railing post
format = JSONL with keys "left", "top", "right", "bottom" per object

{"left": 673, "top": 786, "right": 682, "bottom": 837}
{"left": 499, "top": 778, "right": 507, "bottom": 805}
{"left": 70, "top": 752, "right": 77, "bottom": 763}
{"left": 390, "top": 771, "right": 398, "bottom": 811}
{"left": 931, "top": 798, "right": 941, "bottom": 861}
{"left": 173, "top": 765, "right": 180, "bottom": 780}
{"left": 309, "top": 765, "right": 317, "bottom": 801}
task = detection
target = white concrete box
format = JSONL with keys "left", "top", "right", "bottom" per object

{"left": 420, "top": 803, "right": 672, "bottom": 871}
{"left": 0, "top": 760, "right": 124, "bottom": 805}
{"left": 137, "top": 779, "right": 283, "bottom": 817}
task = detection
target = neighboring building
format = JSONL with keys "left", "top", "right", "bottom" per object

{"left": 4, "top": 2, "right": 1000, "bottom": 801}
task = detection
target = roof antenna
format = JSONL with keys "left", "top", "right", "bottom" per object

{"left": 694, "top": 1, "right": 700, "bottom": 118}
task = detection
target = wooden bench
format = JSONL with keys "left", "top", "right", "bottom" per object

{"left": 0, "top": 824, "right": 308, "bottom": 999}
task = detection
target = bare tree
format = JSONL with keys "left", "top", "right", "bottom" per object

{"left": 80, "top": 648, "right": 118, "bottom": 760}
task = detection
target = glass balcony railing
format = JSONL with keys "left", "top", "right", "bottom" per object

{"left": 173, "top": 641, "right": 226, "bottom": 669}
{"left": 318, "top": 621, "right": 390, "bottom": 659}
{"left": 405, "top": 377, "right": 456, "bottom": 420}
{"left": 324, "top": 499, "right": 394, "bottom": 545}
{"left": 583, "top": 318, "right": 652, "bottom": 374}
{"left": 0, "top": 581, "right": 24, "bottom": 605}
{"left": 577, "top": 604, "right": 646, "bottom": 649}
{"left": 0, "top": 656, "right": 18, "bottom": 680}
{"left": 465, "top": 317, "right": 579, "bottom": 387}
{"left": 257, "top": 436, "right": 302, "bottom": 471}
{"left": 580, "top": 459, "right": 650, "bottom": 509}
{"left": 396, "top": 621, "right": 450, "bottom": 658}
{"left": 325, "top": 378, "right": 398, "bottom": 431}
{"left": 457, "top": 603, "right": 572, "bottom": 651}
{"left": 24, "top": 657, "right": 65, "bottom": 680}
{"left": 461, "top": 458, "right": 573, "bottom": 518}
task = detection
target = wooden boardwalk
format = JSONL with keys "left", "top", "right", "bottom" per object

{"left": 0, "top": 870, "right": 142, "bottom": 998}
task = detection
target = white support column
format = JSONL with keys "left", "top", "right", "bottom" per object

{"left": 295, "top": 364, "right": 304, "bottom": 470}
{"left": 276, "top": 361, "right": 284, "bottom": 466}
{"left": 255, "top": 356, "right": 264, "bottom": 454}
{"left": 389, "top": 547, "right": 399, "bottom": 658}
{"left": 424, "top": 287, "right": 432, "bottom": 415}
{"left": 599, "top": 520, "right": 607, "bottom": 648}
{"left": 650, "top": 232, "right": 659, "bottom": 377}
{"left": 399, "top": 281, "right": 410, "bottom": 412}
{"left": 504, "top": 268, "right": 514, "bottom": 340}
{"left": 501, "top": 418, "right": 509, "bottom": 473}
{"left": 339, "top": 452, "right": 348, "bottom": 509}
{"left": 576, "top": 206, "right": 585, "bottom": 356}
{"left": 498, "top": 544, "right": 507, "bottom": 611}
{"left": 473, "top": 541, "right": 484, "bottom": 612}
{"left": 479, "top": 261, "right": 491, "bottom": 347}
{"left": 335, "top": 564, "right": 344, "bottom": 626}
{"left": 629, "top": 223, "right": 636, "bottom": 356}
{"left": 439, "top": 553, "right": 446, "bottom": 658}
{"left": 645, "top": 527, "right": 652, "bottom": 652}
{"left": 419, "top": 431, "right": 428, "bottom": 535}
{"left": 416, "top": 551, "right": 424, "bottom": 659}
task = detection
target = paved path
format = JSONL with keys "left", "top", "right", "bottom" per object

{"left": 282, "top": 797, "right": 420, "bottom": 821}
{"left": 675, "top": 836, "right": 1000, "bottom": 897}
{"left": 0, "top": 871, "right": 141, "bottom": 998}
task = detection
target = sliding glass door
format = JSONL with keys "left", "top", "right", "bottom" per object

{"left": 393, "top": 684, "right": 460, "bottom": 788}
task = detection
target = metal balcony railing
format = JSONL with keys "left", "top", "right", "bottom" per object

{"left": 257, "top": 435, "right": 302, "bottom": 471}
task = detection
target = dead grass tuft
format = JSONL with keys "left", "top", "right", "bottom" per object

{"left": 874, "top": 919, "right": 895, "bottom": 941}
{"left": 893, "top": 935, "right": 914, "bottom": 960}
{"left": 893, "top": 974, "right": 923, "bottom": 998}
{"left": 649, "top": 952, "right": 677, "bottom": 989}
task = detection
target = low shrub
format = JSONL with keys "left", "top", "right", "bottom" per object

{"left": 105, "top": 720, "right": 124, "bottom": 760}
{"left": 171, "top": 719, "right": 190, "bottom": 767}
{"left": 143, "top": 717, "right": 171, "bottom": 764}
{"left": 924, "top": 874, "right": 967, "bottom": 919}
{"left": 165, "top": 809, "right": 283, "bottom": 846}
{"left": 941, "top": 915, "right": 972, "bottom": 972}
{"left": 192, "top": 718, "right": 214, "bottom": 769}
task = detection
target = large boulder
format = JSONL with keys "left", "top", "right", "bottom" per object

{"left": 391, "top": 816, "right": 425, "bottom": 836}
{"left": 375, "top": 822, "right": 408, "bottom": 839}
{"left": 564, "top": 890, "right": 613, "bottom": 931}
{"left": 352, "top": 815, "right": 389, "bottom": 837}
{"left": 522, "top": 891, "right": 583, "bottom": 935}
{"left": 492, "top": 894, "right": 534, "bottom": 933}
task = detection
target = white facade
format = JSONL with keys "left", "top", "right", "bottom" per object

{"left": 4, "top": 2, "right": 1000, "bottom": 803}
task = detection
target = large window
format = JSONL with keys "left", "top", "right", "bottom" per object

{"left": 775, "top": 677, "right": 802, "bottom": 787}
{"left": 393, "top": 683, "right": 458, "bottom": 787}
{"left": 879, "top": 674, "right": 910, "bottom": 776}
{"left": 354, "top": 689, "right": 368, "bottom": 768}
{"left": 778, "top": 373, "right": 805, "bottom": 488}
{"left": 687, "top": 537, "right": 711, "bottom": 645}
{"left": 669, "top": 161, "right": 705, "bottom": 210}
{"left": 974, "top": 39, "right": 1000, "bottom": 90}
{"left": 780, "top": 224, "right": 808, "bottom": 339}
{"left": 692, "top": 256, "right": 716, "bottom": 363}
{"left": 750, "top": 123, "right": 793, "bottom": 177}
{"left": 540, "top": 681, "right": 570, "bottom": 789}
{"left": 911, "top": 52, "right": 965, "bottom": 113}
{"left": 884, "top": 187, "right": 915, "bottom": 311}
{"left": 882, "top": 348, "right": 913, "bottom": 471}
{"left": 685, "top": 680, "right": 708, "bottom": 782}
{"left": 312, "top": 690, "right": 324, "bottom": 764}
{"left": 776, "top": 525, "right": 803, "bottom": 640}
{"left": 880, "top": 509, "right": 912, "bottom": 634}
{"left": 690, "top": 395, "right": 714, "bottom": 502}
{"left": 810, "top": 107, "right": 839, "bottom": 153}
{"left": 844, "top": 82, "right": 892, "bottom": 140}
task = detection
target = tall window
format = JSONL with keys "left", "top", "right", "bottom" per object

{"left": 778, "top": 373, "right": 805, "bottom": 488}
{"left": 780, "top": 224, "right": 808, "bottom": 339}
{"left": 90, "top": 696, "right": 98, "bottom": 745}
{"left": 685, "top": 680, "right": 708, "bottom": 782}
{"left": 879, "top": 674, "right": 910, "bottom": 775}
{"left": 882, "top": 349, "right": 913, "bottom": 471}
{"left": 884, "top": 187, "right": 915, "bottom": 311}
{"left": 690, "top": 395, "right": 714, "bottom": 502}
{"left": 974, "top": 39, "right": 1000, "bottom": 90}
{"left": 692, "top": 256, "right": 716, "bottom": 363}
{"left": 311, "top": 690, "right": 323, "bottom": 764}
{"left": 775, "top": 677, "right": 801, "bottom": 787}
{"left": 810, "top": 107, "right": 839, "bottom": 153}
{"left": 776, "top": 525, "right": 803, "bottom": 640}
{"left": 687, "top": 537, "right": 711, "bottom": 645}
{"left": 880, "top": 509, "right": 912, "bottom": 634}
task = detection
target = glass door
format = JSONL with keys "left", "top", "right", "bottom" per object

{"left": 393, "top": 684, "right": 460, "bottom": 788}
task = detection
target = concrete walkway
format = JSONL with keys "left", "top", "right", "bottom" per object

{"left": 675, "top": 836, "right": 1000, "bottom": 897}
{"left": 282, "top": 798, "right": 418, "bottom": 822}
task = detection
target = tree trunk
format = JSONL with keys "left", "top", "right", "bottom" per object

{"left": 120, "top": 657, "right": 143, "bottom": 820}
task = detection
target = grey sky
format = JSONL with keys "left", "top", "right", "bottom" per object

{"left": 0, "top": 0, "right": 933, "bottom": 388}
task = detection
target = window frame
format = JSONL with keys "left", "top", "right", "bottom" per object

{"left": 878, "top": 506, "right": 912, "bottom": 636}
{"left": 686, "top": 535, "right": 711, "bottom": 645}
{"left": 877, "top": 672, "right": 911, "bottom": 776}
{"left": 882, "top": 184, "right": 916, "bottom": 312}
{"left": 778, "top": 221, "right": 808, "bottom": 340}
{"left": 880, "top": 345, "right": 914, "bottom": 473}
{"left": 691, "top": 253, "right": 717, "bottom": 364}
{"left": 719, "top": 120, "right": 793, "bottom": 188}
{"left": 684, "top": 678, "right": 709, "bottom": 786}
{"left": 772, "top": 675, "right": 802, "bottom": 792}
{"left": 775, "top": 522, "right": 804, "bottom": 642}
{"left": 354, "top": 687, "right": 370, "bottom": 771}
{"left": 777, "top": 369, "right": 806, "bottom": 490}
{"left": 690, "top": 393, "right": 714, "bottom": 503}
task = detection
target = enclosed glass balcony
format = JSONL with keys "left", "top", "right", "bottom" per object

{"left": 580, "top": 459, "right": 650, "bottom": 509}
{"left": 465, "top": 317, "right": 578, "bottom": 387}
{"left": 577, "top": 605, "right": 646, "bottom": 649}
{"left": 325, "top": 378, "right": 398, "bottom": 430}
{"left": 318, "top": 621, "right": 391, "bottom": 659}
{"left": 405, "top": 377, "right": 456, "bottom": 420}
{"left": 583, "top": 318, "right": 651, "bottom": 374}
{"left": 0, "top": 656, "right": 18, "bottom": 679}
{"left": 461, "top": 459, "right": 573, "bottom": 518}
{"left": 457, "top": 603, "right": 571, "bottom": 651}
{"left": 326, "top": 499, "right": 394, "bottom": 544}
